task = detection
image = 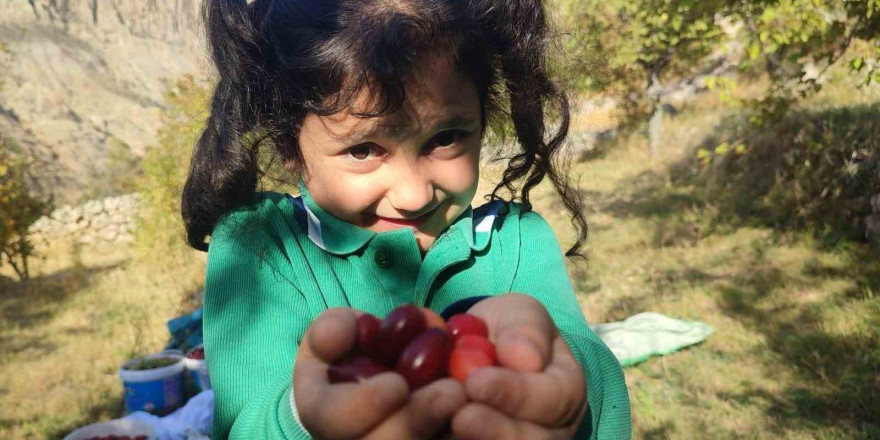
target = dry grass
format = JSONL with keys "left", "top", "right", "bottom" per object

{"left": 0, "top": 240, "right": 205, "bottom": 439}
{"left": 524, "top": 95, "right": 880, "bottom": 439}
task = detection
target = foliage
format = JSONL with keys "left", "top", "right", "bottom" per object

{"left": 555, "top": 0, "right": 880, "bottom": 118}
{"left": 0, "top": 138, "right": 52, "bottom": 280}
{"left": 553, "top": 0, "right": 727, "bottom": 116}
{"left": 81, "top": 137, "right": 143, "bottom": 203}
{"left": 134, "top": 76, "right": 211, "bottom": 266}
{"left": 684, "top": 104, "right": 880, "bottom": 245}
{"left": 733, "top": 0, "right": 880, "bottom": 115}
{"left": 134, "top": 76, "right": 296, "bottom": 265}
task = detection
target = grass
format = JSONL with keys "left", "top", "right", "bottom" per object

{"left": 2, "top": 92, "right": 879, "bottom": 439}
{"left": 0, "top": 241, "right": 205, "bottom": 439}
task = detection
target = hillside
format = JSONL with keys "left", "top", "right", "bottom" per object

{"left": 0, "top": 0, "right": 206, "bottom": 203}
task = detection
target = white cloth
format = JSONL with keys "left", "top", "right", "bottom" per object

{"left": 125, "top": 390, "right": 214, "bottom": 440}
{"left": 590, "top": 312, "right": 714, "bottom": 366}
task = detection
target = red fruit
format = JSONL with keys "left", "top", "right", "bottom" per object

{"left": 354, "top": 313, "right": 381, "bottom": 355}
{"left": 447, "top": 314, "right": 488, "bottom": 343}
{"left": 374, "top": 305, "right": 427, "bottom": 366}
{"left": 455, "top": 334, "right": 497, "bottom": 364}
{"left": 328, "top": 357, "right": 389, "bottom": 384}
{"left": 449, "top": 348, "right": 495, "bottom": 383}
{"left": 420, "top": 307, "right": 448, "bottom": 331}
{"left": 395, "top": 328, "right": 452, "bottom": 389}
{"left": 187, "top": 348, "right": 205, "bottom": 360}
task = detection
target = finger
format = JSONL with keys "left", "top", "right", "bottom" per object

{"left": 465, "top": 335, "right": 586, "bottom": 427}
{"left": 295, "top": 367, "right": 409, "bottom": 439}
{"left": 295, "top": 308, "right": 410, "bottom": 439}
{"left": 452, "top": 403, "right": 572, "bottom": 440}
{"left": 364, "top": 378, "right": 467, "bottom": 440}
{"left": 303, "top": 307, "right": 357, "bottom": 363}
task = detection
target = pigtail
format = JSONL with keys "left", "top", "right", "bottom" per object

{"left": 474, "top": 0, "right": 589, "bottom": 260}
{"left": 182, "top": 0, "right": 265, "bottom": 251}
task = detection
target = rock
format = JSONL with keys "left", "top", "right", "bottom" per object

{"left": 83, "top": 200, "right": 104, "bottom": 216}
{"left": 92, "top": 213, "right": 112, "bottom": 229}
{"left": 99, "top": 227, "right": 119, "bottom": 242}
{"left": 78, "top": 233, "right": 96, "bottom": 245}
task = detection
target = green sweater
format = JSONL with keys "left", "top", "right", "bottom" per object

{"left": 203, "top": 187, "right": 631, "bottom": 439}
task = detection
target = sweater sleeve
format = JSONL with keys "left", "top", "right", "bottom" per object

{"left": 204, "top": 208, "right": 313, "bottom": 440}
{"left": 509, "top": 210, "right": 632, "bottom": 440}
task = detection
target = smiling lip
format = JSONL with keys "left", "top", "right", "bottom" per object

{"left": 375, "top": 203, "right": 442, "bottom": 227}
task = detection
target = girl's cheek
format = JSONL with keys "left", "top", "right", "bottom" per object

{"left": 434, "top": 154, "right": 480, "bottom": 194}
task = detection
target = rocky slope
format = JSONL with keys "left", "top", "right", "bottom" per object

{"left": 0, "top": 0, "right": 207, "bottom": 203}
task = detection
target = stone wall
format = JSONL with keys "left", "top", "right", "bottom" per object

{"left": 29, "top": 193, "right": 141, "bottom": 245}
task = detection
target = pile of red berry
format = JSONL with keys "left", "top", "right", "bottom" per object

{"left": 328, "top": 305, "right": 497, "bottom": 389}
{"left": 81, "top": 436, "right": 148, "bottom": 440}
{"left": 187, "top": 347, "right": 205, "bottom": 360}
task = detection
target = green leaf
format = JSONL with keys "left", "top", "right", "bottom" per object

{"left": 852, "top": 57, "right": 865, "bottom": 72}
{"left": 749, "top": 42, "right": 762, "bottom": 60}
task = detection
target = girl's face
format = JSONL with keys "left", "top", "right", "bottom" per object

{"left": 297, "top": 54, "right": 482, "bottom": 254}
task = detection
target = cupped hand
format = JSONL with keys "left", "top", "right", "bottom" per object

{"left": 451, "top": 293, "right": 588, "bottom": 440}
{"left": 293, "top": 308, "right": 467, "bottom": 440}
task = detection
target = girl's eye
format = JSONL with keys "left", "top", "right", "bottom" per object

{"left": 431, "top": 130, "right": 468, "bottom": 149}
{"left": 346, "top": 143, "right": 382, "bottom": 161}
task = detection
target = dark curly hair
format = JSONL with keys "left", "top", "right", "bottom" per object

{"left": 182, "top": 0, "right": 588, "bottom": 259}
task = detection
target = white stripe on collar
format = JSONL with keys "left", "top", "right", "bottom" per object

{"left": 473, "top": 201, "right": 503, "bottom": 234}
{"left": 301, "top": 199, "right": 327, "bottom": 250}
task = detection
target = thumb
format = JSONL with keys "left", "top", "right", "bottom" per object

{"left": 299, "top": 307, "right": 358, "bottom": 363}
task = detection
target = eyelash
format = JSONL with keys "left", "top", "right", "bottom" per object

{"left": 344, "top": 130, "right": 470, "bottom": 162}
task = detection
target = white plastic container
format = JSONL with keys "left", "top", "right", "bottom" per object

{"left": 119, "top": 352, "right": 186, "bottom": 415}
{"left": 184, "top": 345, "right": 211, "bottom": 392}
{"left": 63, "top": 418, "right": 156, "bottom": 440}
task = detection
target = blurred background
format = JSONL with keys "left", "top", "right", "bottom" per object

{"left": 0, "top": 0, "right": 878, "bottom": 438}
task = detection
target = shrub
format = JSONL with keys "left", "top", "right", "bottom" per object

{"left": 0, "top": 138, "right": 52, "bottom": 280}
{"left": 684, "top": 104, "right": 880, "bottom": 246}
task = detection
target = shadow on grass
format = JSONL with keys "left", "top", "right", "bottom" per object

{"left": 0, "top": 394, "right": 125, "bottom": 440}
{"left": 0, "top": 262, "right": 124, "bottom": 357}
{"left": 715, "top": 237, "right": 879, "bottom": 434}
{"left": 591, "top": 104, "right": 880, "bottom": 435}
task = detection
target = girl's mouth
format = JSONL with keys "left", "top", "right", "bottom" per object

{"left": 373, "top": 201, "right": 444, "bottom": 227}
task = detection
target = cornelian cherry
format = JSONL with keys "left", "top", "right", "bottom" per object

{"left": 374, "top": 305, "right": 427, "bottom": 366}
{"left": 354, "top": 313, "right": 381, "bottom": 355}
{"left": 395, "top": 328, "right": 452, "bottom": 389}
{"left": 328, "top": 357, "right": 388, "bottom": 384}
{"left": 455, "top": 334, "right": 497, "bottom": 363}
{"left": 449, "top": 348, "right": 495, "bottom": 383}
{"left": 447, "top": 313, "right": 488, "bottom": 343}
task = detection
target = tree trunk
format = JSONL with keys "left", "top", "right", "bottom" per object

{"left": 646, "top": 72, "right": 663, "bottom": 160}
{"left": 649, "top": 102, "right": 663, "bottom": 160}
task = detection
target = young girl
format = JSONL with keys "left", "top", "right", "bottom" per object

{"left": 182, "top": 0, "right": 631, "bottom": 438}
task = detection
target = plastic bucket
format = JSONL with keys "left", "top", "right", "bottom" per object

{"left": 119, "top": 353, "right": 185, "bottom": 415}
{"left": 63, "top": 418, "right": 156, "bottom": 440}
{"left": 184, "top": 345, "right": 211, "bottom": 392}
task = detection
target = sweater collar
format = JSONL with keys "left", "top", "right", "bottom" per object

{"left": 288, "top": 181, "right": 503, "bottom": 256}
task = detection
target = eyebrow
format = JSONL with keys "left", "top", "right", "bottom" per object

{"left": 347, "top": 115, "right": 480, "bottom": 144}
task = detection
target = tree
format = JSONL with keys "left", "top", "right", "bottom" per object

{"left": 553, "top": 0, "right": 728, "bottom": 157}
{"left": 731, "top": 0, "right": 880, "bottom": 118}
{"left": 0, "top": 138, "right": 52, "bottom": 281}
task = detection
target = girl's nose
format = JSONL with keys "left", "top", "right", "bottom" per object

{"left": 386, "top": 170, "right": 434, "bottom": 215}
